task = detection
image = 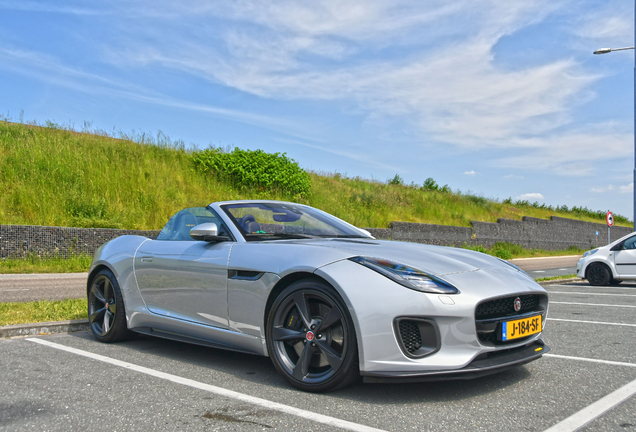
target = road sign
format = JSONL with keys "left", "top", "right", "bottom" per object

{"left": 606, "top": 211, "right": 614, "bottom": 227}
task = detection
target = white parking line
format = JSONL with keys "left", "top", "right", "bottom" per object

{"left": 543, "top": 376, "right": 636, "bottom": 432}
{"left": 548, "top": 318, "right": 636, "bottom": 327}
{"left": 26, "top": 338, "right": 387, "bottom": 432}
{"left": 544, "top": 354, "right": 636, "bottom": 368}
{"left": 547, "top": 286, "right": 636, "bottom": 291}
{"left": 549, "top": 291, "right": 636, "bottom": 297}
{"left": 550, "top": 301, "right": 636, "bottom": 308}
{"left": 0, "top": 289, "right": 29, "bottom": 292}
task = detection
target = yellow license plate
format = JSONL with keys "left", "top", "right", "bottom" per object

{"left": 502, "top": 315, "right": 542, "bottom": 341}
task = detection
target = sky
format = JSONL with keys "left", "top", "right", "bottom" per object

{"left": 1, "top": 0, "right": 634, "bottom": 220}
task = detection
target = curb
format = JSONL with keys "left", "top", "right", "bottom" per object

{"left": 0, "top": 318, "right": 89, "bottom": 338}
{"left": 537, "top": 278, "right": 579, "bottom": 286}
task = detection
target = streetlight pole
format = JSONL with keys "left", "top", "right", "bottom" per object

{"left": 594, "top": 6, "right": 636, "bottom": 231}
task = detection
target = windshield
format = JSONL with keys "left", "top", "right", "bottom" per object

{"left": 221, "top": 202, "right": 369, "bottom": 241}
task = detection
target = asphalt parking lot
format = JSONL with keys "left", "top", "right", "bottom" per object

{"left": 1, "top": 280, "right": 635, "bottom": 431}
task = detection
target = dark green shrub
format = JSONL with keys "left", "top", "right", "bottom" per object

{"left": 191, "top": 147, "right": 311, "bottom": 197}
{"left": 493, "top": 247, "right": 513, "bottom": 260}
{"left": 422, "top": 177, "right": 438, "bottom": 191}
{"left": 387, "top": 174, "right": 404, "bottom": 185}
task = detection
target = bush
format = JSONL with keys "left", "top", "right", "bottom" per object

{"left": 191, "top": 147, "right": 311, "bottom": 197}
{"left": 492, "top": 247, "right": 513, "bottom": 260}
{"left": 422, "top": 177, "right": 438, "bottom": 191}
{"left": 387, "top": 174, "right": 404, "bottom": 185}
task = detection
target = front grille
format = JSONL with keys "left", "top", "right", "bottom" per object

{"left": 476, "top": 294, "right": 541, "bottom": 320}
{"left": 398, "top": 320, "right": 422, "bottom": 354}
{"left": 476, "top": 294, "right": 546, "bottom": 346}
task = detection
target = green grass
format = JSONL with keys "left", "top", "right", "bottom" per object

{"left": 535, "top": 274, "right": 577, "bottom": 282}
{"left": 0, "top": 254, "right": 92, "bottom": 274}
{"left": 462, "top": 243, "right": 585, "bottom": 260}
{"left": 0, "top": 120, "right": 631, "bottom": 230}
{"left": 0, "top": 298, "right": 87, "bottom": 326}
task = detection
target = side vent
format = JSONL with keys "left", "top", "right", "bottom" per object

{"left": 228, "top": 270, "right": 263, "bottom": 281}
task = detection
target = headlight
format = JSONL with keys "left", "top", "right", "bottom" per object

{"left": 349, "top": 256, "right": 459, "bottom": 294}
{"left": 583, "top": 249, "right": 598, "bottom": 258}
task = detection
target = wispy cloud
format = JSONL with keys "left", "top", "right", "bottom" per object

{"left": 0, "top": 46, "right": 310, "bottom": 140}
{"left": 273, "top": 138, "right": 404, "bottom": 172}
{"left": 591, "top": 185, "right": 615, "bottom": 193}
{"left": 572, "top": 1, "right": 633, "bottom": 46}
{"left": 3, "top": 0, "right": 631, "bottom": 182}
{"left": 95, "top": 0, "right": 614, "bottom": 175}
{"left": 0, "top": 0, "right": 105, "bottom": 15}
{"left": 620, "top": 183, "right": 633, "bottom": 194}
{"left": 464, "top": 170, "right": 477, "bottom": 176}
{"left": 517, "top": 193, "right": 544, "bottom": 201}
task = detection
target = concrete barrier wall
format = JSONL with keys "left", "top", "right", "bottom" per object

{"left": 0, "top": 215, "right": 631, "bottom": 258}
{"left": 0, "top": 224, "right": 160, "bottom": 258}
{"left": 366, "top": 216, "right": 632, "bottom": 250}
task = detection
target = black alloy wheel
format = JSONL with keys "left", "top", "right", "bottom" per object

{"left": 587, "top": 263, "right": 610, "bottom": 286}
{"left": 266, "top": 280, "right": 359, "bottom": 392}
{"left": 88, "top": 269, "right": 130, "bottom": 342}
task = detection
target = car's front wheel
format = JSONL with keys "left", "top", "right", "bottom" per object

{"left": 587, "top": 263, "right": 611, "bottom": 286}
{"left": 266, "top": 279, "right": 359, "bottom": 392}
{"left": 88, "top": 269, "right": 131, "bottom": 342}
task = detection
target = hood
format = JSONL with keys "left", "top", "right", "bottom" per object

{"left": 304, "top": 238, "right": 516, "bottom": 277}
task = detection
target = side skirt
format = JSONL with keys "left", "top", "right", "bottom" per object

{"left": 132, "top": 326, "right": 264, "bottom": 356}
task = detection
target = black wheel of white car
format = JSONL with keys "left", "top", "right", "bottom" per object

{"left": 266, "top": 280, "right": 359, "bottom": 392}
{"left": 88, "top": 269, "right": 130, "bottom": 342}
{"left": 587, "top": 263, "right": 610, "bottom": 286}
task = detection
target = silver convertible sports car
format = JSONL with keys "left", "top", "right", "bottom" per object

{"left": 87, "top": 200, "right": 550, "bottom": 392}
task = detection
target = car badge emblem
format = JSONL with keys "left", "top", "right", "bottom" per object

{"left": 514, "top": 297, "right": 521, "bottom": 312}
{"left": 306, "top": 331, "right": 315, "bottom": 341}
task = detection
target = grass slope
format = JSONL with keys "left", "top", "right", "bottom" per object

{"left": 0, "top": 121, "right": 631, "bottom": 230}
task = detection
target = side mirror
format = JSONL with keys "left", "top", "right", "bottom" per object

{"left": 190, "top": 223, "right": 230, "bottom": 242}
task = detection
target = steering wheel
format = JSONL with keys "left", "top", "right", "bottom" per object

{"left": 239, "top": 214, "right": 256, "bottom": 232}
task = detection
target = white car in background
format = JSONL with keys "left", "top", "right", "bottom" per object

{"left": 577, "top": 232, "right": 636, "bottom": 286}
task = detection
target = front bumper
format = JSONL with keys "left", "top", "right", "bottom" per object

{"left": 576, "top": 258, "right": 586, "bottom": 278}
{"left": 362, "top": 341, "right": 549, "bottom": 383}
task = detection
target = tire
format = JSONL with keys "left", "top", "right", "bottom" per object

{"left": 87, "top": 269, "right": 131, "bottom": 342}
{"left": 586, "top": 263, "right": 611, "bottom": 286}
{"left": 266, "top": 279, "right": 359, "bottom": 392}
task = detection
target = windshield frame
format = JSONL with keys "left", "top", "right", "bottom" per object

{"left": 219, "top": 201, "right": 371, "bottom": 242}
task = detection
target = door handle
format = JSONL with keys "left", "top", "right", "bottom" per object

{"left": 141, "top": 256, "right": 153, "bottom": 263}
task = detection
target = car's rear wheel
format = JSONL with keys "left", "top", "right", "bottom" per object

{"left": 587, "top": 263, "right": 611, "bottom": 286}
{"left": 266, "top": 279, "right": 359, "bottom": 392}
{"left": 88, "top": 269, "right": 131, "bottom": 342}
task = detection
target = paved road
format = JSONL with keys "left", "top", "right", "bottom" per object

{"left": 0, "top": 256, "right": 583, "bottom": 303}
{"left": 1, "top": 280, "right": 635, "bottom": 431}
{"left": 0, "top": 273, "right": 87, "bottom": 303}
{"left": 511, "top": 255, "right": 580, "bottom": 280}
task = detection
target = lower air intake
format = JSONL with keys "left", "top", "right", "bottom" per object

{"left": 394, "top": 318, "right": 440, "bottom": 358}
